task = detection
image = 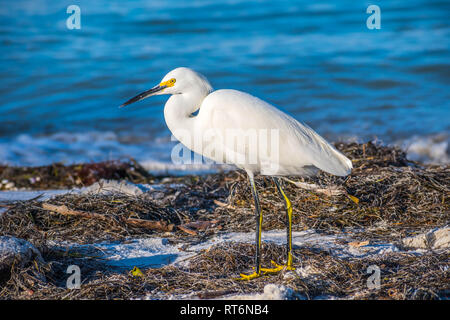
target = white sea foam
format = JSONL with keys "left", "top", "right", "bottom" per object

{"left": 401, "top": 134, "right": 449, "bottom": 164}
{"left": 0, "top": 131, "right": 231, "bottom": 175}
{"left": 0, "top": 131, "right": 157, "bottom": 167}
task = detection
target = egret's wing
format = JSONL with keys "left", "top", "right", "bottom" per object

{"left": 204, "top": 89, "right": 352, "bottom": 176}
{"left": 283, "top": 118, "right": 353, "bottom": 176}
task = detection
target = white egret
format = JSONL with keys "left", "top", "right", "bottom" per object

{"left": 121, "top": 67, "right": 352, "bottom": 280}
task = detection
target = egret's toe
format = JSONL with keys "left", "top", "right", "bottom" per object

{"left": 261, "top": 260, "right": 296, "bottom": 274}
{"left": 237, "top": 271, "right": 262, "bottom": 280}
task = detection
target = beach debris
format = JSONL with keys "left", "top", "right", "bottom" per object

{"left": 0, "top": 159, "right": 154, "bottom": 190}
{"left": 28, "top": 176, "right": 41, "bottom": 185}
{"left": 347, "top": 194, "right": 360, "bottom": 204}
{"left": 130, "top": 266, "right": 144, "bottom": 278}
{"left": 177, "top": 220, "right": 220, "bottom": 235}
{"left": 0, "top": 236, "right": 43, "bottom": 273}
{"left": 0, "top": 179, "right": 15, "bottom": 190}
{"left": 42, "top": 203, "right": 110, "bottom": 221}
{"left": 82, "top": 179, "right": 150, "bottom": 196}
{"left": 223, "top": 284, "right": 297, "bottom": 300}
{"left": 213, "top": 199, "right": 235, "bottom": 209}
{"left": 283, "top": 178, "right": 360, "bottom": 204}
{"left": 348, "top": 240, "right": 370, "bottom": 247}
{"left": 123, "top": 217, "right": 174, "bottom": 232}
{"left": 197, "top": 289, "right": 234, "bottom": 299}
{"left": 41, "top": 203, "right": 174, "bottom": 232}
{"left": 0, "top": 142, "right": 448, "bottom": 299}
{"left": 283, "top": 178, "right": 345, "bottom": 196}
{"left": 0, "top": 205, "right": 11, "bottom": 216}
{"left": 402, "top": 226, "right": 450, "bottom": 250}
{"left": 177, "top": 225, "right": 198, "bottom": 236}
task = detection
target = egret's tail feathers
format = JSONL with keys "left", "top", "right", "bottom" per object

{"left": 310, "top": 140, "right": 352, "bottom": 177}
{"left": 296, "top": 122, "right": 353, "bottom": 177}
{"left": 318, "top": 147, "right": 353, "bottom": 177}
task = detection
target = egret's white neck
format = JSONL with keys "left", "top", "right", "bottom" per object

{"left": 163, "top": 89, "right": 210, "bottom": 149}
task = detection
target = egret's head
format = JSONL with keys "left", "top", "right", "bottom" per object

{"left": 120, "top": 67, "right": 212, "bottom": 107}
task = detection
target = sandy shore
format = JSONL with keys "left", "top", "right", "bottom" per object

{"left": 0, "top": 142, "right": 449, "bottom": 300}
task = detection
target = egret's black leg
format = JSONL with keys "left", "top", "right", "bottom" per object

{"left": 239, "top": 172, "right": 263, "bottom": 280}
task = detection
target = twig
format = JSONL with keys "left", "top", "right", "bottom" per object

{"left": 41, "top": 203, "right": 174, "bottom": 232}
{"left": 283, "top": 178, "right": 345, "bottom": 196}
{"left": 177, "top": 225, "right": 198, "bottom": 236}
{"left": 124, "top": 217, "right": 174, "bottom": 232}
{"left": 42, "top": 203, "right": 109, "bottom": 221}
{"left": 198, "top": 290, "right": 234, "bottom": 299}
{"left": 177, "top": 220, "right": 219, "bottom": 235}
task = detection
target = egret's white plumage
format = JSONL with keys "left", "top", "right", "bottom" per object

{"left": 202, "top": 88, "right": 352, "bottom": 176}
{"left": 123, "top": 67, "right": 352, "bottom": 177}
{"left": 121, "top": 67, "right": 353, "bottom": 279}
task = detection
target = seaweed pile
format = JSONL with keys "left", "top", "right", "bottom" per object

{"left": 0, "top": 159, "right": 154, "bottom": 190}
{"left": 0, "top": 142, "right": 448, "bottom": 299}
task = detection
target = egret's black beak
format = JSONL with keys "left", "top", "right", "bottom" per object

{"left": 120, "top": 84, "right": 167, "bottom": 108}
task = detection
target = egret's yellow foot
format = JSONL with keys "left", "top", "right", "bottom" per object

{"left": 260, "top": 261, "right": 284, "bottom": 274}
{"left": 261, "top": 260, "right": 296, "bottom": 274}
{"left": 238, "top": 271, "right": 262, "bottom": 280}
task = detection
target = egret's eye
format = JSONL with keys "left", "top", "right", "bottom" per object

{"left": 161, "top": 78, "right": 176, "bottom": 87}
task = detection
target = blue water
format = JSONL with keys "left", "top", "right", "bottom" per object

{"left": 0, "top": 0, "right": 449, "bottom": 167}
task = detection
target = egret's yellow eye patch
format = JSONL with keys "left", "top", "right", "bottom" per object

{"left": 160, "top": 78, "right": 176, "bottom": 87}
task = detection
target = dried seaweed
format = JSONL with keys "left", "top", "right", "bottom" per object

{"left": 0, "top": 159, "right": 154, "bottom": 190}
{"left": 0, "top": 142, "right": 448, "bottom": 299}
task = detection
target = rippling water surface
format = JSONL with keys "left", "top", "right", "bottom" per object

{"left": 0, "top": 0, "right": 449, "bottom": 168}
